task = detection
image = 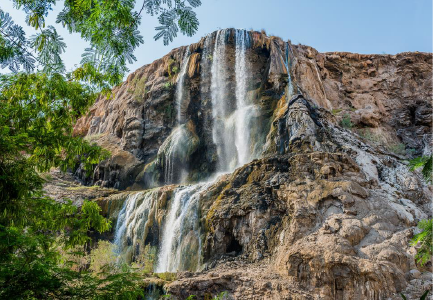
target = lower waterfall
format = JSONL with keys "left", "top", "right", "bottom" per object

{"left": 113, "top": 191, "right": 158, "bottom": 261}
{"left": 156, "top": 183, "right": 209, "bottom": 272}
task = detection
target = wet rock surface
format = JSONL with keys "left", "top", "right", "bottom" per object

{"left": 64, "top": 29, "right": 433, "bottom": 299}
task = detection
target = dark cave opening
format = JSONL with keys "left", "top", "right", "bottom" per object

{"left": 226, "top": 238, "right": 243, "bottom": 255}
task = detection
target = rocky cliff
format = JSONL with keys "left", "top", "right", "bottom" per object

{"left": 67, "top": 29, "right": 432, "bottom": 299}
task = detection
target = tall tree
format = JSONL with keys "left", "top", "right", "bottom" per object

{"left": 0, "top": 0, "right": 202, "bottom": 298}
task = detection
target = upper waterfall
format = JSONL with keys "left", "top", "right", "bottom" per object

{"left": 176, "top": 47, "right": 191, "bottom": 124}
{"left": 234, "top": 29, "right": 253, "bottom": 166}
{"left": 210, "top": 29, "right": 259, "bottom": 172}
{"left": 210, "top": 29, "right": 236, "bottom": 172}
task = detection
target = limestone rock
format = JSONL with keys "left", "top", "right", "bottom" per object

{"left": 65, "top": 29, "right": 432, "bottom": 299}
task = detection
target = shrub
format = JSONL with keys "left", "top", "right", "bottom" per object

{"left": 340, "top": 114, "right": 353, "bottom": 129}
{"left": 410, "top": 219, "right": 433, "bottom": 266}
{"left": 331, "top": 108, "right": 342, "bottom": 115}
{"left": 388, "top": 143, "right": 406, "bottom": 156}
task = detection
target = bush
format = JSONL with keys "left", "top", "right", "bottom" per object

{"left": 331, "top": 108, "right": 342, "bottom": 115}
{"left": 340, "top": 114, "right": 353, "bottom": 129}
{"left": 388, "top": 143, "right": 406, "bottom": 156}
{"left": 410, "top": 219, "right": 433, "bottom": 266}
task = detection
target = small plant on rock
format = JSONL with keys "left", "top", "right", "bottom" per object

{"left": 401, "top": 290, "right": 429, "bottom": 300}
{"left": 410, "top": 219, "right": 432, "bottom": 266}
{"left": 340, "top": 114, "right": 353, "bottom": 129}
{"left": 388, "top": 143, "right": 407, "bottom": 156}
{"left": 331, "top": 108, "right": 342, "bottom": 115}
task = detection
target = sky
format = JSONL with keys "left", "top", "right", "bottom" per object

{"left": 2, "top": 0, "right": 432, "bottom": 75}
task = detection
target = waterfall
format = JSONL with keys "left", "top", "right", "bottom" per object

{"left": 234, "top": 29, "right": 253, "bottom": 166}
{"left": 156, "top": 183, "right": 208, "bottom": 272}
{"left": 113, "top": 191, "right": 157, "bottom": 259}
{"left": 161, "top": 46, "right": 191, "bottom": 184}
{"left": 211, "top": 29, "right": 238, "bottom": 171}
{"left": 210, "top": 28, "right": 256, "bottom": 170}
{"left": 176, "top": 47, "right": 191, "bottom": 124}
{"left": 114, "top": 29, "right": 268, "bottom": 273}
{"left": 285, "top": 42, "right": 294, "bottom": 99}
{"left": 159, "top": 126, "right": 187, "bottom": 184}
{"left": 113, "top": 192, "right": 141, "bottom": 251}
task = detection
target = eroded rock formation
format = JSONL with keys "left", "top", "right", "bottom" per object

{"left": 66, "top": 29, "right": 432, "bottom": 299}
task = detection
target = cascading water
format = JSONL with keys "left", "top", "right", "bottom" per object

{"left": 113, "top": 29, "right": 272, "bottom": 273}
{"left": 176, "top": 47, "right": 191, "bottom": 124}
{"left": 156, "top": 183, "right": 208, "bottom": 272}
{"left": 113, "top": 192, "right": 142, "bottom": 252}
{"left": 234, "top": 29, "right": 254, "bottom": 166}
{"left": 285, "top": 42, "right": 294, "bottom": 100}
{"left": 211, "top": 29, "right": 238, "bottom": 171}
{"left": 159, "top": 126, "right": 188, "bottom": 184}
{"left": 157, "top": 29, "right": 262, "bottom": 271}
{"left": 200, "top": 34, "right": 212, "bottom": 94}
{"left": 210, "top": 28, "right": 258, "bottom": 170}
{"left": 161, "top": 47, "right": 191, "bottom": 184}
{"left": 113, "top": 191, "right": 157, "bottom": 259}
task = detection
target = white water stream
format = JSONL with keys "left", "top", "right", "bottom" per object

{"left": 113, "top": 29, "right": 276, "bottom": 273}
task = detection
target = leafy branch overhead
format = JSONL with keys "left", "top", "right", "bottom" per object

{"left": 0, "top": 0, "right": 202, "bottom": 298}
{"left": 2, "top": 0, "right": 201, "bottom": 79}
{"left": 0, "top": 10, "right": 35, "bottom": 72}
{"left": 142, "top": 0, "right": 201, "bottom": 45}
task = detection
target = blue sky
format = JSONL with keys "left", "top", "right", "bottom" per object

{"left": 2, "top": 0, "right": 432, "bottom": 74}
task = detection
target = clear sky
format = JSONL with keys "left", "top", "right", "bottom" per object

{"left": 2, "top": 0, "right": 432, "bottom": 75}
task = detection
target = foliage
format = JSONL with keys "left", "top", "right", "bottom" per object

{"left": 0, "top": 0, "right": 202, "bottom": 299}
{"left": 167, "top": 57, "right": 177, "bottom": 80}
{"left": 357, "top": 129, "right": 416, "bottom": 157}
{"left": 387, "top": 143, "right": 406, "bottom": 156}
{"left": 401, "top": 290, "right": 429, "bottom": 300}
{"left": 409, "top": 155, "right": 432, "bottom": 183}
{"left": 0, "top": 200, "right": 116, "bottom": 299}
{"left": 410, "top": 219, "right": 432, "bottom": 266}
{"left": 213, "top": 291, "right": 228, "bottom": 300}
{"left": 331, "top": 108, "right": 342, "bottom": 115}
{"left": 163, "top": 291, "right": 228, "bottom": 300}
{"left": 88, "top": 241, "right": 118, "bottom": 274}
{"left": 149, "top": 0, "right": 202, "bottom": 45}
{"left": 358, "top": 128, "right": 380, "bottom": 144}
{"left": 156, "top": 272, "right": 177, "bottom": 282}
{"left": 132, "top": 75, "right": 148, "bottom": 101}
{"left": 339, "top": 113, "right": 352, "bottom": 129}
{"left": 0, "top": 10, "right": 35, "bottom": 72}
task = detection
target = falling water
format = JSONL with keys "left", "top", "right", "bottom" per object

{"left": 156, "top": 183, "right": 208, "bottom": 272}
{"left": 113, "top": 191, "right": 157, "bottom": 258}
{"left": 115, "top": 29, "right": 269, "bottom": 273}
{"left": 161, "top": 46, "right": 192, "bottom": 184}
{"left": 210, "top": 29, "right": 257, "bottom": 170}
{"left": 211, "top": 29, "right": 238, "bottom": 171}
{"left": 234, "top": 30, "right": 254, "bottom": 166}
{"left": 176, "top": 47, "right": 191, "bottom": 124}
{"left": 159, "top": 126, "right": 188, "bottom": 184}
{"left": 113, "top": 192, "right": 142, "bottom": 251}
{"left": 285, "top": 42, "right": 294, "bottom": 99}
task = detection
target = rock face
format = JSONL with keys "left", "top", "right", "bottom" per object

{"left": 70, "top": 29, "right": 432, "bottom": 299}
